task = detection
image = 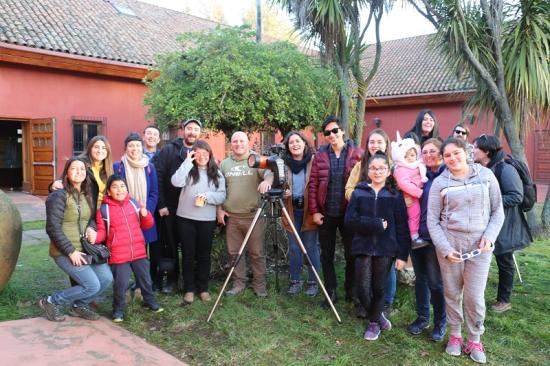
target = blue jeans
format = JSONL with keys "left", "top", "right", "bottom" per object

{"left": 50, "top": 255, "right": 113, "bottom": 307}
{"left": 287, "top": 210, "right": 320, "bottom": 282}
{"left": 384, "top": 263, "right": 396, "bottom": 305}
{"left": 410, "top": 244, "right": 446, "bottom": 324}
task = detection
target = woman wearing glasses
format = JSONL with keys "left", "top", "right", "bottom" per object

{"left": 427, "top": 137, "right": 504, "bottom": 364}
{"left": 451, "top": 123, "right": 474, "bottom": 164}
{"left": 473, "top": 135, "right": 532, "bottom": 313}
{"left": 407, "top": 138, "right": 447, "bottom": 342}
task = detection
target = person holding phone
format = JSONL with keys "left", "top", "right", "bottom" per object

{"left": 427, "top": 137, "right": 504, "bottom": 364}
{"left": 39, "top": 157, "right": 113, "bottom": 322}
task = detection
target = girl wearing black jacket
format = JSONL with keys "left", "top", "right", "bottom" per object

{"left": 473, "top": 135, "right": 532, "bottom": 313}
{"left": 345, "top": 152, "right": 410, "bottom": 341}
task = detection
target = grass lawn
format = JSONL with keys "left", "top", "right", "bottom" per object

{"left": 1, "top": 239, "right": 549, "bottom": 365}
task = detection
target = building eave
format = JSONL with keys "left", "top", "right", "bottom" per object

{"left": 0, "top": 42, "right": 151, "bottom": 80}
{"left": 366, "top": 90, "right": 476, "bottom": 108}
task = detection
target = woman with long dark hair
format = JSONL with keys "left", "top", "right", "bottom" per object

{"left": 282, "top": 131, "right": 321, "bottom": 296}
{"left": 39, "top": 157, "right": 113, "bottom": 322}
{"left": 171, "top": 140, "right": 226, "bottom": 305}
{"left": 408, "top": 109, "right": 439, "bottom": 145}
{"left": 473, "top": 134, "right": 532, "bottom": 313}
{"left": 428, "top": 137, "right": 504, "bottom": 363}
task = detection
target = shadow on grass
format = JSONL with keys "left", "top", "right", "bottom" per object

{"left": 1, "top": 240, "right": 549, "bottom": 365}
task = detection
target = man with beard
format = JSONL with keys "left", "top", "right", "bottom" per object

{"left": 155, "top": 118, "right": 201, "bottom": 293}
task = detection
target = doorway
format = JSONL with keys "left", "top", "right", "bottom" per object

{"left": 0, "top": 120, "right": 23, "bottom": 190}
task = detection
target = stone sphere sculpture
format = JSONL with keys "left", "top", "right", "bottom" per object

{"left": 0, "top": 190, "right": 23, "bottom": 292}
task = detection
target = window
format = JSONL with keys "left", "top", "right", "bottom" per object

{"left": 72, "top": 117, "right": 105, "bottom": 155}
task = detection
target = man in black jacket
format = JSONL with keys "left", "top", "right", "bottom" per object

{"left": 155, "top": 118, "right": 201, "bottom": 293}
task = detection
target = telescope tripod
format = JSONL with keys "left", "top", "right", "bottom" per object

{"left": 207, "top": 189, "right": 341, "bottom": 323}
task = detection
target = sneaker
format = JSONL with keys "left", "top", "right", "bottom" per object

{"left": 225, "top": 286, "right": 245, "bottom": 296}
{"left": 445, "top": 335, "right": 463, "bottom": 356}
{"left": 287, "top": 280, "right": 303, "bottom": 295}
{"left": 363, "top": 322, "right": 381, "bottom": 341}
{"left": 183, "top": 292, "right": 194, "bottom": 305}
{"left": 463, "top": 340, "right": 486, "bottom": 364}
{"left": 304, "top": 281, "right": 318, "bottom": 297}
{"left": 430, "top": 322, "right": 446, "bottom": 342}
{"left": 38, "top": 296, "right": 65, "bottom": 322}
{"left": 199, "top": 292, "right": 211, "bottom": 302}
{"left": 378, "top": 312, "right": 392, "bottom": 331}
{"left": 254, "top": 288, "right": 268, "bottom": 298}
{"left": 69, "top": 305, "right": 100, "bottom": 320}
{"left": 491, "top": 301, "right": 511, "bottom": 313}
{"left": 112, "top": 316, "right": 124, "bottom": 323}
{"left": 408, "top": 317, "right": 430, "bottom": 335}
{"left": 146, "top": 302, "right": 164, "bottom": 313}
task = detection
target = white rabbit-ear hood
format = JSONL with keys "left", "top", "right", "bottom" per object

{"left": 391, "top": 130, "right": 419, "bottom": 166}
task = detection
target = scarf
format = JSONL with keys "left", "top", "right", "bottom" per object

{"left": 121, "top": 153, "right": 149, "bottom": 206}
{"left": 287, "top": 151, "right": 312, "bottom": 174}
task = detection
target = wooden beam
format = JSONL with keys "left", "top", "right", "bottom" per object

{"left": 366, "top": 91, "right": 475, "bottom": 108}
{"left": 0, "top": 42, "right": 151, "bottom": 80}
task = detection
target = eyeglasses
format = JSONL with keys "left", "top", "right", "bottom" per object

{"left": 422, "top": 149, "right": 439, "bottom": 156}
{"left": 368, "top": 167, "right": 388, "bottom": 173}
{"left": 323, "top": 127, "right": 340, "bottom": 137}
{"left": 454, "top": 129, "right": 468, "bottom": 136}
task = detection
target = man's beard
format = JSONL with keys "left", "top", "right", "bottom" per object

{"left": 184, "top": 136, "right": 196, "bottom": 147}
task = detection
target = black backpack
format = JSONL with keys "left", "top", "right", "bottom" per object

{"left": 495, "top": 155, "right": 537, "bottom": 212}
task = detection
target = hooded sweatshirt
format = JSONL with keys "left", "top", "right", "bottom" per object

{"left": 427, "top": 163, "right": 504, "bottom": 258}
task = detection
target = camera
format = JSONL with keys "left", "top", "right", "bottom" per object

{"left": 248, "top": 144, "right": 286, "bottom": 190}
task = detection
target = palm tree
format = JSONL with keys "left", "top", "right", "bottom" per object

{"left": 409, "top": 0, "right": 550, "bottom": 229}
{"left": 272, "top": 0, "right": 386, "bottom": 142}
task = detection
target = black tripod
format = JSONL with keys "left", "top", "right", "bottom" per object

{"left": 207, "top": 188, "right": 341, "bottom": 323}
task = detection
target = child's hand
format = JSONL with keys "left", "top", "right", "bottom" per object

{"left": 395, "top": 259, "right": 406, "bottom": 271}
{"left": 140, "top": 207, "right": 148, "bottom": 217}
{"left": 381, "top": 219, "right": 388, "bottom": 230}
{"left": 404, "top": 195, "right": 413, "bottom": 208}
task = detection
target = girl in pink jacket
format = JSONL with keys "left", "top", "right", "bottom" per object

{"left": 391, "top": 132, "right": 428, "bottom": 248}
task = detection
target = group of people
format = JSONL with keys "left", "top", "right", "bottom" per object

{"left": 39, "top": 110, "right": 532, "bottom": 364}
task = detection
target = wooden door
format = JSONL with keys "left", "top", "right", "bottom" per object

{"left": 30, "top": 118, "right": 56, "bottom": 195}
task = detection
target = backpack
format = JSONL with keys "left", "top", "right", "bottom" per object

{"left": 100, "top": 198, "right": 141, "bottom": 238}
{"left": 495, "top": 155, "right": 537, "bottom": 212}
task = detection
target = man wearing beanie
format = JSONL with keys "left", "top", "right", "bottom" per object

{"left": 155, "top": 119, "right": 202, "bottom": 293}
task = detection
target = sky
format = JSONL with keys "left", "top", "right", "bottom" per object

{"left": 139, "top": 0, "right": 435, "bottom": 43}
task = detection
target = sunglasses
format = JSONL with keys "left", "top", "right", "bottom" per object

{"left": 454, "top": 129, "right": 468, "bottom": 136}
{"left": 323, "top": 127, "right": 340, "bottom": 137}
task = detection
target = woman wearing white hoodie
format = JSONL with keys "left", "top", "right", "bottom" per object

{"left": 427, "top": 137, "right": 504, "bottom": 364}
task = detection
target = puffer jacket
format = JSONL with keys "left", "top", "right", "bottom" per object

{"left": 344, "top": 182, "right": 410, "bottom": 261}
{"left": 95, "top": 195, "right": 154, "bottom": 264}
{"left": 491, "top": 160, "right": 533, "bottom": 254}
{"left": 113, "top": 160, "right": 158, "bottom": 243}
{"left": 308, "top": 139, "right": 362, "bottom": 215}
{"left": 427, "top": 163, "right": 504, "bottom": 258}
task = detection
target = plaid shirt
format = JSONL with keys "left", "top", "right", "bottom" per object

{"left": 325, "top": 145, "right": 347, "bottom": 217}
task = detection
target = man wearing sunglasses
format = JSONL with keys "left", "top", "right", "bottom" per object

{"left": 451, "top": 123, "right": 474, "bottom": 164}
{"left": 308, "top": 116, "right": 363, "bottom": 307}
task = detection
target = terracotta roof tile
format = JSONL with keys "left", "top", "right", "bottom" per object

{"left": 361, "top": 34, "right": 475, "bottom": 97}
{"left": 0, "top": 0, "right": 221, "bottom": 66}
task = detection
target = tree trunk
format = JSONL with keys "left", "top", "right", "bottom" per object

{"left": 353, "top": 97, "right": 366, "bottom": 146}
{"left": 335, "top": 62, "right": 350, "bottom": 134}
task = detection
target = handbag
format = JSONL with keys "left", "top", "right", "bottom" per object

{"left": 77, "top": 198, "right": 111, "bottom": 264}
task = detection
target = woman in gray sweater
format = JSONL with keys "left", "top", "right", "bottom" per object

{"left": 171, "top": 140, "right": 226, "bottom": 305}
{"left": 427, "top": 138, "right": 504, "bottom": 364}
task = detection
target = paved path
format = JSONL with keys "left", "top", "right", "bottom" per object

{"left": 0, "top": 317, "right": 187, "bottom": 366}
{"left": 2, "top": 191, "right": 49, "bottom": 245}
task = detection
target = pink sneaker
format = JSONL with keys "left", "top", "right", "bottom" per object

{"left": 463, "top": 340, "right": 486, "bottom": 364}
{"left": 445, "top": 335, "right": 463, "bottom": 356}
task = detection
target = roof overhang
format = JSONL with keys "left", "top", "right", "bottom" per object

{"left": 366, "top": 90, "right": 476, "bottom": 108}
{"left": 0, "top": 42, "right": 151, "bottom": 80}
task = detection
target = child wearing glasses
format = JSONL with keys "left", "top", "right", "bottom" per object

{"left": 345, "top": 151, "right": 410, "bottom": 341}
{"left": 391, "top": 132, "right": 428, "bottom": 249}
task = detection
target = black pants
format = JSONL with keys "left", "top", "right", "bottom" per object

{"left": 318, "top": 215, "right": 354, "bottom": 296}
{"left": 111, "top": 258, "right": 156, "bottom": 314}
{"left": 176, "top": 217, "right": 217, "bottom": 293}
{"left": 495, "top": 252, "right": 515, "bottom": 303}
{"left": 355, "top": 255, "right": 393, "bottom": 322}
{"left": 160, "top": 212, "right": 180, "bottom": 285}
{"left": 147, "top": 240, "right": 162, "bottom": 288}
